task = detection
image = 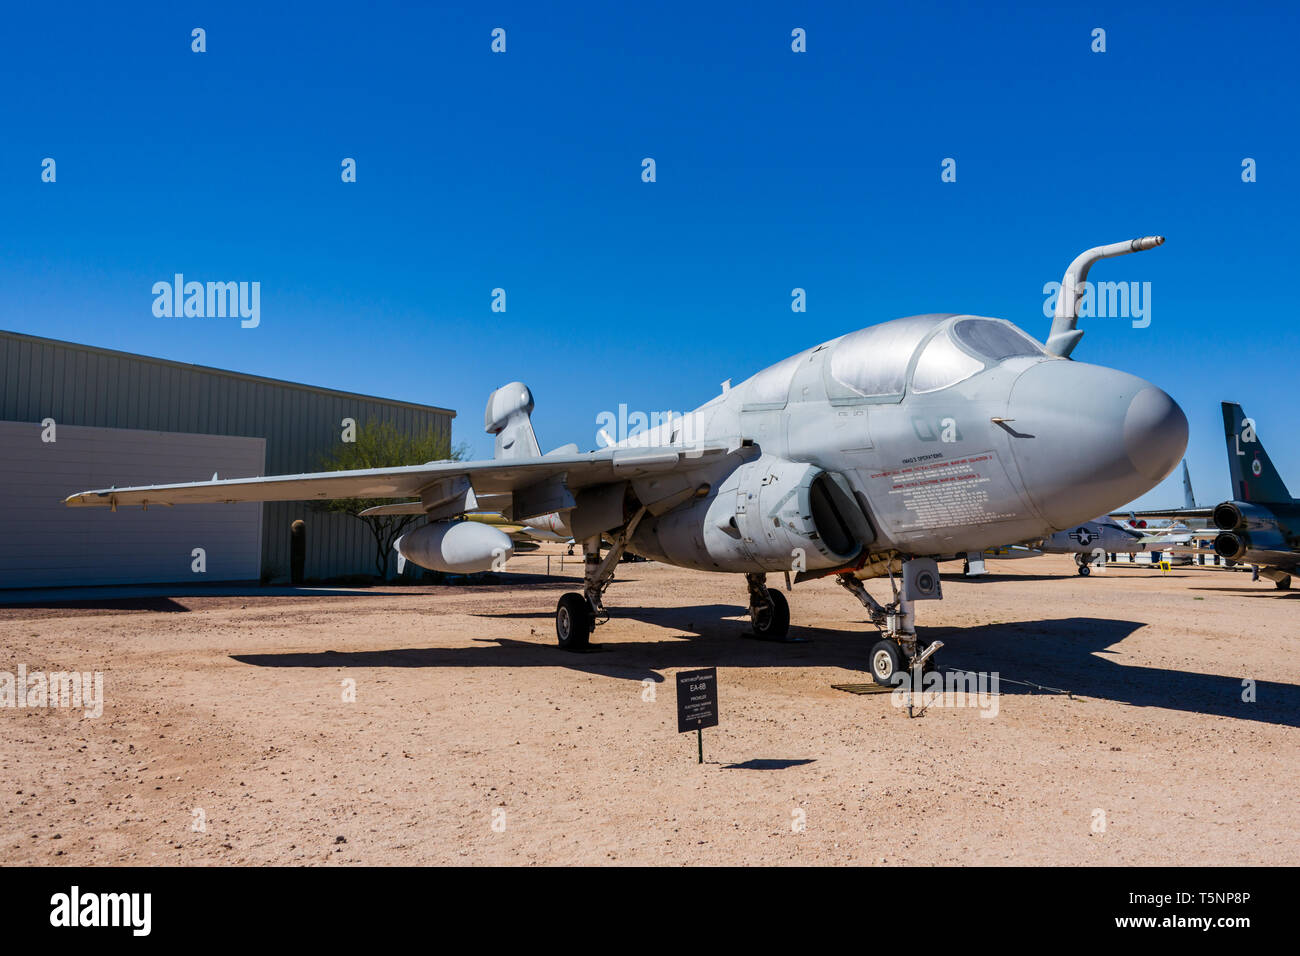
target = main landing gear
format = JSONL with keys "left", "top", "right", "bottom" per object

{"left": 744, "top": 573, "right": 791, "bottom": 640}
{"left": 554, "top": 507, "right": 648, "bottom": 650}
{"left": 1258, "top": 567, "right": 1293, "bottom": 590}
{"left": 837, "top": 560, "right": 942, "bottom": 686}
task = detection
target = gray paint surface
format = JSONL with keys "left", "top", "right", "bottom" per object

{"left": 0, "top": 421, "right": 263, "bottom": 588}
{"left": 1, "top": 330, "right": 455, "bottom": 581}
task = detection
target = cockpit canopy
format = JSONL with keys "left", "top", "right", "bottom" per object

{"left": 741, "top": 313, "right": 1048, "bottom": 410}
{"left": 828, "top": 313, "right": 948, "bottom": 400}
{"left": 826, "top": 313, "right": 1045, "bottom": 403}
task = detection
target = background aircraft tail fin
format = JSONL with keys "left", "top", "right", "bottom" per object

{"left": 1182, "top": 460, "right": 1196, "bottom": 509}
{"left": 485, "top": 382, "right": 542, "bottom": 461}
{"left": 1223, "top": 402, "right": 1292, "bottom": 503}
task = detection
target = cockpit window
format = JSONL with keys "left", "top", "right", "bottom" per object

{"left": 911, "top": 330, "right": 984, "bottom": 393}
{"left": 1101, "top": 521, "right": 1143, "bottom": 540}
{"left": 828, "top": 314, "right": 946, "bottom": 399}
{"left": 950, "top": 319, "right": 1043, "bottom": 362}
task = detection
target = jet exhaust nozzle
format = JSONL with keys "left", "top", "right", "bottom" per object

{"left": 1213, "top": 532, "right": 1246, "bottom": 561}
{"left": 1213, "top": 502, "right": 1244, "bottom": 531}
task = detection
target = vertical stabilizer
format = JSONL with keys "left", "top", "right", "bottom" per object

{"left": 1223, "top": 402, "right": 1292, "bottom": 503}
{"left": 1182, "top": 460, "right": 1196, "bottom": 510}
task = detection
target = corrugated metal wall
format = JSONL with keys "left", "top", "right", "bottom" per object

{"left": 0, "top": 331, "right": 455, "bottom": 582}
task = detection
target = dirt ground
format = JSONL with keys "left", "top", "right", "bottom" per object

{"left": 1, "top": 550, "right": 1296, "bottom": 866}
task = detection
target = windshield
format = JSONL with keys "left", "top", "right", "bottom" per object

{"left": 911, "top": 331, "right": 984, "bottom": 393}
{"left": 950, "top": 318, "right": 1043, "bottom": 361}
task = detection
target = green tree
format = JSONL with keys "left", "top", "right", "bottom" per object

{"left": 316, "top": 421, "right": 465, "bottom": 581}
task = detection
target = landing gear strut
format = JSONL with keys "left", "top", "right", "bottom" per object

{"left": 838, "top": 560, "right": 941, "bottom": 686}
{"left": 554, "top": 507, "right": 648, "bottom": 650}
{"left": 745, "top": 573, "right": 790, "bottom": 640}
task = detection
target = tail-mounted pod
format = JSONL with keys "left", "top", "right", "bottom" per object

{"left": 484, "top": 382, "right": 541, "bottom": 460}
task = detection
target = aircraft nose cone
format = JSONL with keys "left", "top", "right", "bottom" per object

{"left": 1123, "top": 386, "right": 1188, "bottom": 481}
{"left": 1007, "top": 361, "right": 1187, "bottom": 529}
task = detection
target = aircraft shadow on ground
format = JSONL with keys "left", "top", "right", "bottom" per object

{"left": 231, "top": 603, "right": 1300, "bottom": 728}
{"left": 0, "top": 577, "right": 578, "bottom": 612}
{"left": 924, "top": 618, "right": 1299, "bottom": 728}
{"left": 723, "top": 758, "right": 816, "bottom": 770}
{"left": 1186, "top": 586, "right": 1299, "bottom": 599}
{"left": 0, "top": 596, "right": 194, "bottom": 613}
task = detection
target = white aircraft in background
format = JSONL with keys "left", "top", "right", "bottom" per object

{"left": 1002, "top": 460, "right": 1210, "bottom": 576}
{"left": 955, "top": 501, "right": 1205, "bottom": 577}
{"left": 1042, "top": 516, "right": 1162, "bottom": 576}
{"left": 953, "top": 517, "right": 1152, "bottom": 577}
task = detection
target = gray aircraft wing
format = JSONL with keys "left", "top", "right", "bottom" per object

{"left": 64, "top": 444, "right": 733, "bottom": 520}
{"left": 1111, "top": 507, "right": 1214, "bottom": 521}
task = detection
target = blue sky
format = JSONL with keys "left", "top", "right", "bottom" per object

{"left": 2, "top": 1, "right": 1295, "bottom": 507}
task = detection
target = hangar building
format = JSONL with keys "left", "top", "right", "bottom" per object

{"left": 0, "top": 330, "right": 455, "bottom": 589}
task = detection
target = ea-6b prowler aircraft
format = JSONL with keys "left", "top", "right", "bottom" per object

{"left": 65, "top": 237, "right": 1188, "bottom": 684}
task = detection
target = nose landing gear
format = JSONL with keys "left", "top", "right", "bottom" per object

{"left": 1074, "top": 552, "right": 1103, "bottom": 576}
{"left": 869, "top": 638, "right": 904, "bottom": 684}
{"left": 839, "top": 558, "right": 943, "bottom": 686}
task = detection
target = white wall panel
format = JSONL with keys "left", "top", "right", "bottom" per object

{"left": 0, "top": 421, "right": 264, "bottom": 588}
